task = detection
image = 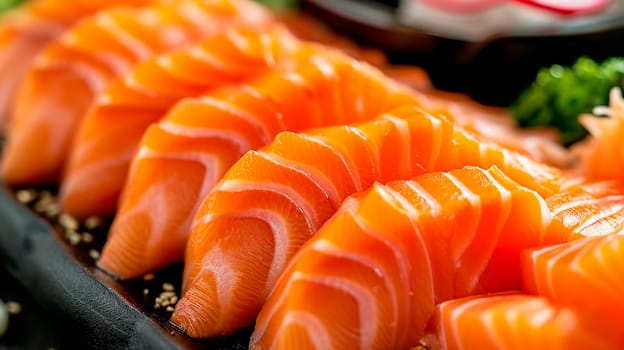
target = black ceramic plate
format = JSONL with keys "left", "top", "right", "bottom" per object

{"left": 0, "top": 184, "right": 250, "bottom": 349}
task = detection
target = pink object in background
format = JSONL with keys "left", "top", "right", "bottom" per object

{"left": 419, "top": 0, "right": 610, "bottom": 14}
{"left": 400, "top": 0, "right": 616, "bottom": 41}
{"left": 516, "top": 0, "right": 611, "bottom": 14}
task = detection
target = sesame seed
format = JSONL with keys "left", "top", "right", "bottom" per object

{"left": 44, "top": 203, "right": 60, "bottom": 219}
{"left": 66, "top": 231, "right": 81, "bottom": 245}
{"left": 160, "top": 291, "right": 175, "bottom": 298}
{"left": 165, "top": 306, "right": 175, "bottom": 312}
{"left": 170, "top": 296, "right": 178, "bottom": 304}
{"left": 33, "top": 198, "right": 53, "bottom": 214}
{"left": 143, "top": 273, "right": 155, "bottom": 281}
{"left": 88, "top": 249, "right": 100, "bottom": 260}
{"left": 84, "top": 216, "right": 102, "bottom": 230}
{"left": 143, "top": 288, "right": 149, "bottom": 296}
{"left": 154, "top": 304, "right": 160, "bottom": 309}
{"left": 81, "top": 232, "right": 94, "bottom": 243}
{"left": 40, "top": 191, "right": 53, "bottom": 200}
{"left": 6, "top": 301, "right": 21, "bottom": 315}
{"left": 16, "top": 189, "right": 36, "bottom": 204}
{"left": 162, "top": 283, "right": 174, "bottom": 292}
{"left": 59, "top": 213, "right": 79, "bottom": 232}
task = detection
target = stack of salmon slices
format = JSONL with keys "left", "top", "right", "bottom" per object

{"left": 1, "top": 0, "right": 623, "bottom": 349}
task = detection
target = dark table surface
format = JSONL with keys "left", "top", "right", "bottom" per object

{"left": 0, "top": 267, "right": 90, "bottom": 350}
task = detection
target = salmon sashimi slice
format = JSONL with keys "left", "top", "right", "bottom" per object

{"left": 96, "top": 51, "right": 418, "bottom": 281}
{"left": 0, "top": 0, "right": 159, "bottom": 129}
{"left": 545, "top": 191, "right": 624, "bottom": 239}
{"left": 0, "top": 0, "right": 273, "bottom": 185}
{"left": 172, "top": 104, "right": 600, "bottom": 338}
{"left": 422, "top": 293, "right": 623, "bottom": 350}
{"left": 59, "top": 25, "right": 303, "bottom": 218}
{"left": 247, "top": 166, "right": 561, "bottom": 348}
{"left": 522, "top": 234, "right": 624, "bottom": 325}
{"left": 411, "top": 88, "right": 570, "bottom": 167}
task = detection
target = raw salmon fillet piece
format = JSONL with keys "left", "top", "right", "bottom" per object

{"left": 174, "top": 104, "right": 607, "bottom": 338}
{"left": 523, "top": 233, "right": 624, "bottom": 325}
{"left": 423, "top": 293, "right": 623, "bottom": 350}
{"left": 60, "top": 25, "right": 302, "bottom": 218}
{"left": 97, "top": 51, "right": 417, "bottom": 281}
{"left": 0, "top": 0, "right": 158, "bottom": 128}
{"left": 248, "top": 166, "right": 562, "bottom": 348}
{"left": 59, "top": 20, "right": 417, "bottom": 219}
{"left": 1, "top": 0, "right": 272, "bottom": 185}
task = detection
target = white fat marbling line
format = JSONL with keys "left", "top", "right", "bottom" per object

{"left": 403, "top": 181, "right": 442, "bottom": 216}
{"left": 508, "top": 149, "right": 561, "bottom": 184}
{"left": 282, "top": 71, "right": 307, "bottom": 86}
{"left": 528, "top": 306, "right": 557, "bottom": 329}
{"left": 485, "top": 296, "right": 519, "bottom": 349}
{"left": 309, "top": 54, "right": 338, "bottom": 78}
{"left": 380, "top": 114, "right": 412, "bottom": 177}
{"left": 549, "top": 194, "right": 599, "bottom": 216}
{"left": 282, "top": 132, "right": 353, "bottom": 208}
{"left": 288, "top": 272, "right": 379, "bottom": 350}
{"left": 197, "top": 96, "right": 274, "bottom": 145}
{"left": 446, "top": 298, "right": 487, "bottom": 350}
{"left": 193, "top": 245, "right": 237, "bottom": 321}
{"left": 490, "top": 167, "right": 552, "bottom": 243}
{"left": 123, "top": 71, "right": 160, "bottom": 97}
{"left": 224, "top": 27, "right": 256, "bottom": 54}
{"left": 39, "top": 56, "right": 111, "bottom": 92}
{"left": 185, "top": 44, "right": 232, "bottom": 71}
{"left": 261, "top": 149, "right": 341, "bottom": 220}
{"left": 569, "top": 236, "right": 621, "bottom": 301}
{"left": 542, "top": 241, "right": 584, "bottom": 300}
{"left": 526, "top": 244, "right": 558, "bottom": 296}
{"left": 442, "top": 171, "right": 483, "bottom": 267}
{"left": 574, "top": 203, "right": 624, "bottom": 234}
{"left": 158, "top": 120, "right": 252, "bottom": 154}
{"left": 236, "top": 84, "right": 288, "bottom": 131}
{"left": 210, "top": 176, "right": 317, "bottom": 235}
{"left": 345, "top": 126, "right": 378, "bottom": 189}
{"left": 176, "top": 0, "right": 224, "bottom": 34}
{"left": 61, "top": 147, "right": 136, "bottom": 193}
{"left": 259, "top": 27, "right": 299, "bottom": 66}
{"left": 196, "top": 205, "right": 291, "bottom": 303}
{"left": 56, "top": 26, "right": 134, "bottom": 78}
{"left": 426, "top": 114, "right": 445, "bottom": 170}
{"left": 115, "top": 172, "right": 195, "bottom": 256}
{"left": 135, "top": 141, "right": 225, "bottom": 205}
{"left": 378, "top": 185, "right": 436, "bottom": 308}
{"left": 312, "top": 127, "right": 366, "bottom": 193}
{"left": 309, "top": 238, "right": 400, "bottom": 334}
{"left": 274, "top": 311, "right": 332, "bottom": 350}
{"left": 94, "top": 12, "right": 153, "bottom": 61}
{"left": 481, "top": 298, "right": 511, "bottom": 350}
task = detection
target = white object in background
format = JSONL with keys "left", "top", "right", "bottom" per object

{"left": 397, "top": 0, "right": 616, "bottom": 41}
{"left": 0, "top": 299, "right": 7, "bottom": 337}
